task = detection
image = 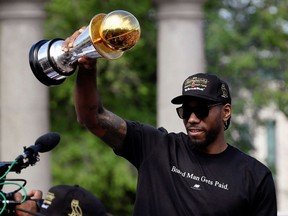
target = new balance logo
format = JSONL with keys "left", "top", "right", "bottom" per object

{"left": 191, "top": 184, "right": 201, "bottom": 190}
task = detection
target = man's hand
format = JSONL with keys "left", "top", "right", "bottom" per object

{"left": 62, "top": 26, "right": 97, "bottom": 70}
{"left": 14, "top": 190, "right": 43, "bottom": 216}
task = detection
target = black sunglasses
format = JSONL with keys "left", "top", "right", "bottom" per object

{"left": 176, "top": 103, "right": 223, "bottom": 120}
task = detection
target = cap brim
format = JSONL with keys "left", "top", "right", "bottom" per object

{"left": 171, "top": 95, "right": 185, "bottom": 104}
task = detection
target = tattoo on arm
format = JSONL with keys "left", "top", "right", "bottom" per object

{"left": 97, "top": 111, "right": 127, "bottom": 150}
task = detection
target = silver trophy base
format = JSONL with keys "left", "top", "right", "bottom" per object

{"left": 29, "top": 39, "right": 75, "bottom": 86}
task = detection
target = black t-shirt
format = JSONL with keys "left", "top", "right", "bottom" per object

{"left": 114, "top": 121, "right": 277, "bottom": 216}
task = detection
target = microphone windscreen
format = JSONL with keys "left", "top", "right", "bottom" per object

{"left": 35, "top": 132, "right": 60, "bottom": 153}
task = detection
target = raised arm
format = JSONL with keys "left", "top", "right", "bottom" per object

{"left": 63, "top": 28, "right": 127, "bottom": 150}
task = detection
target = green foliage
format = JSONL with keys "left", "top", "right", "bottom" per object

{"left": 204, "top": 0, "right": 288, "bottom": 155}
{"left": 51, "top": 130, "right": 137, "bottom": 214}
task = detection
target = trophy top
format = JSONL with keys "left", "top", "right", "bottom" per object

{"left": 89, "top": 10, "right": 141, "bottom": 60}
{"left": 100, "top": 10, "right": 141, "bottom": 51}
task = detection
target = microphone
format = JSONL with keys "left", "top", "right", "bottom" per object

{"left": 34, "top": 132, "right": 60, "bottom": 153}
{"left": 15, "top": 132, "right": 60, "bottom": 162}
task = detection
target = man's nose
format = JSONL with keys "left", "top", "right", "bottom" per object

{"left": 187, "top": 112, "right": 201, "bottom": 123}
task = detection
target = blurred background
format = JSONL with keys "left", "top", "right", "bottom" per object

{"left": 0, "top": 0, "right": 287, "bottom": 215}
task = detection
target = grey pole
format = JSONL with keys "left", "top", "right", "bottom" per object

{"left": 153, "top": 0, "right": 205, "bottom": 132}
{"left": 0, "top": 0, "right": 51, "bottom": 193}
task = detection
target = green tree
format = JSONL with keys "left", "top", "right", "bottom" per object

{"left": 204, "top": 0, "right": 288, "bottom": 157}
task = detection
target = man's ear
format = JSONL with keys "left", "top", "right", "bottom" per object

{"left": 223, "top": 103, "right": 231, "bottom": 122}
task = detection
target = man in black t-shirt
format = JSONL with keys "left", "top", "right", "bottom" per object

{"left": 66, "top": 29, "right": 277, "bottom": 215}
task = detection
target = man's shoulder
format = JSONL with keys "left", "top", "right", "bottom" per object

{"left": 125, "top": 120, "right": 187, "bottom": 138}
{"left": 228, "top": 144, "right": 272, "bottom": 173}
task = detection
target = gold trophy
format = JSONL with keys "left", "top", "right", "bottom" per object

{"left": 29, "top": 10, "right": 141, "bottom": 86}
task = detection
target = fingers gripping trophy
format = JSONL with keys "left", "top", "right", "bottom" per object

{"left": 29, "top": 10, "right": 141, "bottom": 86}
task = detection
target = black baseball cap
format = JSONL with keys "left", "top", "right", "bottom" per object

{"left": 30, "top": 185, "right": 107, "bottom": 216}
{"left": 171, "top": 73, "right": 231, "bottom": 105}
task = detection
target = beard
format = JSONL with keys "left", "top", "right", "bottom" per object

{"left": 188, "top": 120, "right": 223, "bottom": 151}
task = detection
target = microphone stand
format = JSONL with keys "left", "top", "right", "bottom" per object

{"left": 0, "top": 153, "right": 40, "bottom": 215}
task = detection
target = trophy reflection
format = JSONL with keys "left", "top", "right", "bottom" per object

{"left": 29, "top": 10, "right": 141, "bottom": 86}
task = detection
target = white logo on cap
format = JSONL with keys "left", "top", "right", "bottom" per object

{"left": 184, "top": 77, "right": 208, "bottom": 91}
